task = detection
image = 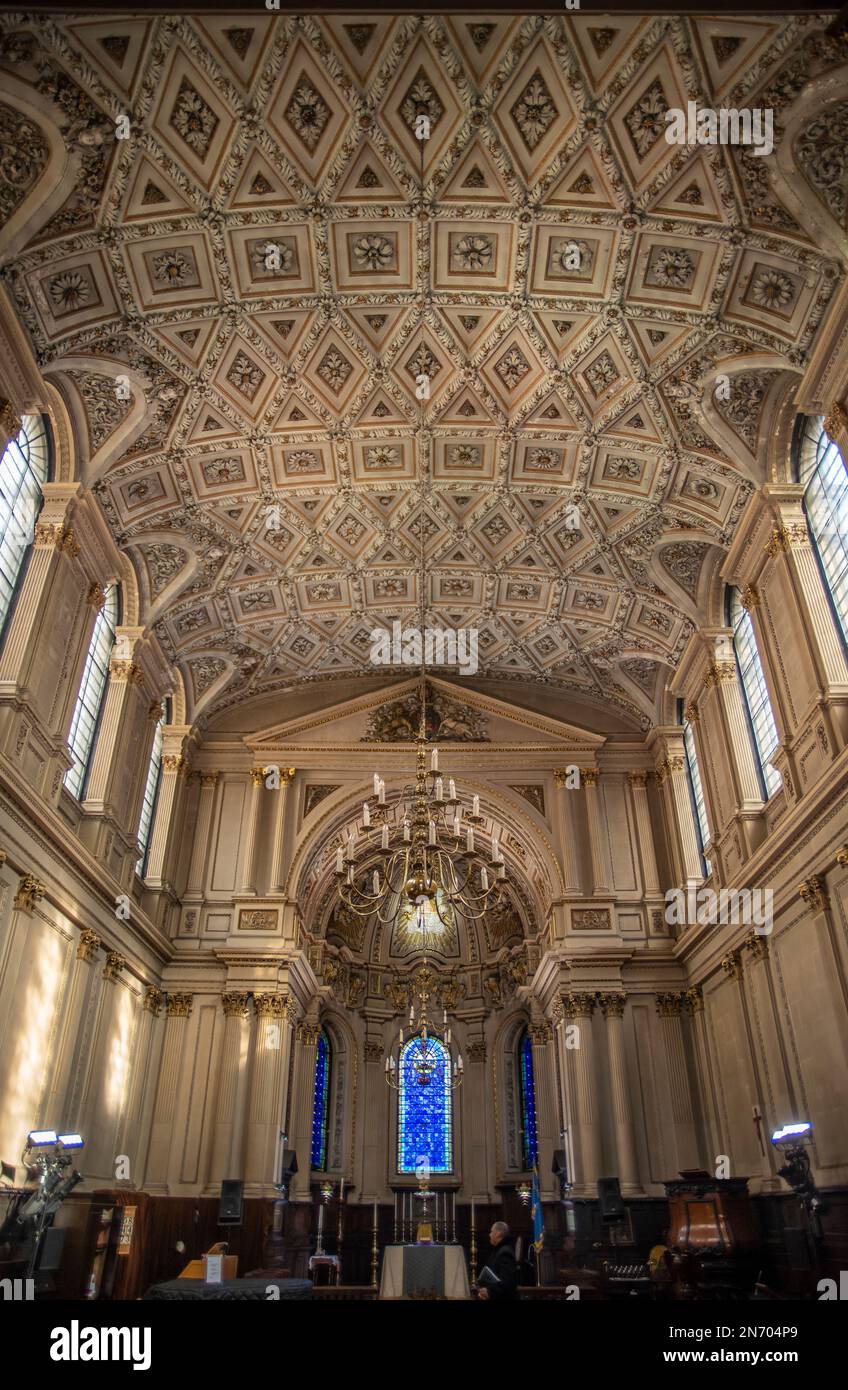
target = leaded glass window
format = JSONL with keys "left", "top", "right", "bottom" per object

{"left": 0, "top": 414, "right": 51, "bottom": 641}
{"left": 64, "top": 585, "right": 119, "bottom": 799}
{"left": 518, "top": 1029, "right": 538, "bottom": 1170}
{"left": 311, "top": 1029, "right": 330, "bottom": 1170}
{"left": 136, "top": 705, "right": 165, "bottom": 876}
{"left": 398, "top": 1034, "right": 452, "bottom": 1174}
{"left": 796, "top": 415, "right": 848, "bottom": 646}
{"left": 680, "top": 702, "right": 711, "bottom": 875}
{"left": 728, "top": 588, "right": 782, "bottom": 798}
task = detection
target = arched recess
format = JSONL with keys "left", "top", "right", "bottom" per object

{"left": 0, "top": 79, "right": 79, "bottom": 257}
{"left": 312, "top": 1009, "right": 355, "bottom": 1176}
{"left": 773, "top": 65, "right": 848, "bottom": 262}
{"left": 46, "top": 358, "right": 154, "bottom": 484}
{"left": 697, "top": 356, "right": 802, "bottom": 485}
{"left": 287, "top": 778, "right": 563, "bottom": 944}
{"left": 649, "top": 533, "right": 726, "bottom": 627}
{"left": 125, "top": 530, "right": 200, "bottom": 626}
{"left": 494, "top": 1010, "right": 537, "bottom": 1175}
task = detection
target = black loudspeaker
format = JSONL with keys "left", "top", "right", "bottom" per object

{"left": 218, "top": 1179, "right": 244, "bottom": 1226}
{"left": 597, "top": 1177, "right": 625, "bottom": 1223}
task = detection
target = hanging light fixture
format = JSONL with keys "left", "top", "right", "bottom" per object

{"left": 385, "top": 929, "right": 463, "bottom": 1093}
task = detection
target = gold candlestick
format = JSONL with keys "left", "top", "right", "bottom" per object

{"left": 371, "top": 1200, "right": 379, "bottom": 1291}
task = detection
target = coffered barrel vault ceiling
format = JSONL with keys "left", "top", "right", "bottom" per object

{"left": 1, "top": 13, "right": 845, "bottom": 727}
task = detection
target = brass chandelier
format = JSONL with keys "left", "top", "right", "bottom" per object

{"left": 332, "top": 685, "right": 506, "bottom": 925}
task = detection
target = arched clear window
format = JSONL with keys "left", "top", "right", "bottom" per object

{"left": 728, "top": 588, "right": 782, "bottom": 798}
{"left": 64, "top": 585, "right": 120, "bottom": 799}
{"left": 136, "top": 700, "right": 167, "bottom": 876}
{"left": 679, "top": 700, "right": 711, "bottom": 875}
{"left": 795, "top": 414, "right": 848, "bottom": 645}
{"left": 0, "top": 414, "right": 51, "bottom": 640}
{"left": 397, "top": 1034, "right": 453, "bottom": 1174}
{"left": 311, "top": 1029, "right": 331, "bottom": 1171}
{"left": 518, "top": 1028, "right": 538, "bottom": 1170}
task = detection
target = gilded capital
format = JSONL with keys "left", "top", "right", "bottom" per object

{"left": 222, "top": 991, "right": 251, "bottom": 1018}
{"left": 35, "top": 523, "right": 80, "bottom": 558}
{"left": 799, "top": 875, "right": 829, "bottom": 914}
{"left": 824, "top": 400, "right": 848, "bottom": 439}
{"left": 568, "top": 991, "right": 596, "bottom": 1017}
{"left": 86, "top": 581, "right": 106, "bottom": 611}
{"left": 296, "top": 1022, "right": 321, "bottom": 1045}
{"left": 553, "top": 768, "right": 569, "bottom": 787}
{"left": 143, "top": 985, "right": 163, "bottom": 1016}
{"left": 627, "top": 771, "right": 648, "bottom": 789}
{"left": 467, "top": 1040, "right": 486, "bottom": 1063}
{"left": 200, "top": 771, "right": 219, "bottom": 788}
{"left": 110, "top": 659, "right": 145, "bottom": 688}
{"left": 598, "top": 991, "right": 626, "bottom": 1017}
{"left": 744, "top": 930, "right": 770, "bottom": 961}
{"left": 363, "top": 1040, "right": 383, "bottom": 1063}
{"left": 837, "top": 845, "right": 848, "bottom": 867}
{"left": 528, "top": 1020, "right": 552, "bottom": 1044}
{"left": 705, "top": 661, "right": 736, "bottom": 689}
{"left": 14, "top": 873, "right": 46, "bottom": 912}
{"left": 103, "top": 951, "right": 127, "bottom": 982}
{"left": 162, "top": 754, "right": 186, "bottom": 775}
{"left": 582, "top": 768, "right": 600, "bottom": 788}
{"left": 684, "top": 984, "right": 704, "bottom": 1014}
{"left": 740, "top": 584, "right": 760, "bottom": 611}
{"left": 77, "top": 928, "right": 101, "bottom": 962}
{"left": 720, "top": 951, "right": 743, "bottom": 980}
{"left": 684, "top": 702, "right": 699, "bottom": 725}
{"left": 279, "top": 767, "right": 296, "bottom": 785}
{"left": 250, "top": 767, "right": 267, "bottom": 787}
{"left": 166, "top": 991, "right": 193, "bottom": 1018}
{"left": 655, "top": 991, "right": 684, "bottom": 1017}
{"left": 255, "top": 991, "right": 289, "bottom": 1019}
{"left": 0, "top": 397, "right": 22, "bottom": 438}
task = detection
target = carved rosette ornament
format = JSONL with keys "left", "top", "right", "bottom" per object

{"left": 655, "top": 991, "right": 685, "bottom": 1016}
{"left": 799, "top": 875, "right": 830, "bottom": 913}
{"left": 77, "top": 928, "right": 101, "bottom": 961}
{"left": 222, "top": 992, "right": 251, "bottom": 1018}
{"left": 598, "top": 991, "right": 626, "bottom": 1017}
{"left": 14, "top": 873, "right": 46, "bottom": 911}
{"left": 102, "top": 951, "right": 127, "bottom": 982}
{"left": 143, "top": 986, "right": 163, "bottom": 1016}
{"left": 166, "top": 992, "right": 194, "bottom": 1018}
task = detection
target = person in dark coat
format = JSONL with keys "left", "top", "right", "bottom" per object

{"left": 477, "top": 1221, "right": 518, "bottom": 1301}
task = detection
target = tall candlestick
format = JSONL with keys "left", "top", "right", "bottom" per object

{"left": 317, "top": 1199, "right": 324, "bottom": 1256}
{"left": 452, "top": 1191, "right": 456, "bottom": 1244}
{"left": 469, "top": 1200, "right": 477, "bottom": 1284}
{"left": 337, "top": 1178, "right": 344, "bottom": 1261}
{"left": 394, "top": 1191, "right": 398, "bottom": 1244}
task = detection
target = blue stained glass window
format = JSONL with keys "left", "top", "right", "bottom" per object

{"left": 519, "top": 1030, "right": 538, "bottom": 1170}
{"left": 398, "top": 1034, "right": 453, "bottom": 1174}
{"left": 311, "top": 1029, "right": 330, "bottom": 1170}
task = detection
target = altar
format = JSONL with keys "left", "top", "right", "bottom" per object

{"left": 379, "top": 1244, "right": 470, "bottom": 1300}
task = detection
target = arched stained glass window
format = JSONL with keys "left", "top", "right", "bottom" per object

{"left": 0, "top": 414, "right": 51, "bottom": 642}
{"left": 680, "top": 700, "right": 711, "bottom": 876}
{"left": 728, "top": 588, "right": 782, "bottom": 798}
{"left": 398, "top": 1034, "right": 453, "bottom": 1174}
{"left": 518, "top": 1029, "right": 538, "bottom": 1170}
{"left": 64, "top": 585, "right": 119, "bottom": 800}
{"left": 136, "top": 701, "right": 167, "bottom": 876}
{"left": 311, "top": 1029, "right": 331, "bottom": 1171}
{"left": 795, "top": 414, "right": 848, "bottom": 646}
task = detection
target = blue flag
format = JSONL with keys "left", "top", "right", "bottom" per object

{"left": 531, "top": 1166, "right": 544, "bottom": 1251}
